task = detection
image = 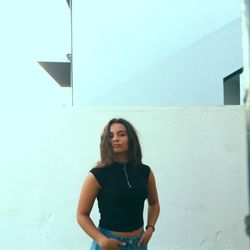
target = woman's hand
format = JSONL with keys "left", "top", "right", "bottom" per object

{"left": 137, "top": 228, "right": 153, "bottom": 247}
{"left": 99, "top": 237, "right": 126, "bottom": 250}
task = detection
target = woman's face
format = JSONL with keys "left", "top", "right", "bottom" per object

{"left": 109, "top": 123, "right": 129, "bottom": 154}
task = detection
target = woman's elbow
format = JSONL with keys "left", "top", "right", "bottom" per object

{"left": 76, "top": 210, "right": 87, "bottom": 224}
{"left": 76, "top": 211, "right": 81, "bottom": 225}
{"left": 154, "top": 202, "right": 160, "bottom": 210}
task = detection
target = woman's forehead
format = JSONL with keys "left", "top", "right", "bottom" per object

{"left": 110, "top": 123, "right": 127, "bottom": 132}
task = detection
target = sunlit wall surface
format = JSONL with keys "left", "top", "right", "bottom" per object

{"left": 0, "top": 107, "right": 248, "bottom": 249}
{"left": 73, "top": 0, "right": 242, "bottom": 106}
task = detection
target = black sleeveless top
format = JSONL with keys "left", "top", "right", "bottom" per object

{"left": 90, "top": 162, "right": 150, "bottom": 232}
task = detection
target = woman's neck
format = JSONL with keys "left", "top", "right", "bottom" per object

{"left": 113, "top": 153, "right": 128, "bottom": 163}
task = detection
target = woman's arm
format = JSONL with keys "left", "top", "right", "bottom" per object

{"left": 138, "top": 169, "right": 160, "bottom": 246}
{"left": 77, "top": 172, "right": 126, "bottom": 249}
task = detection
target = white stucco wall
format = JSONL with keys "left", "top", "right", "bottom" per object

{"left": 0, "top": 106, "right": 248, "bottom": 249}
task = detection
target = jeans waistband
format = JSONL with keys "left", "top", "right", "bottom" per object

{"left": 99, "top": 227, "right": 143, "bottom": 246}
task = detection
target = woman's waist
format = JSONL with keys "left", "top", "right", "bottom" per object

{"left": 110, "top": 226, "right": 143, "bottom": 238}
{"left": 99, "top": 226, "right": 144, "bottom": 239}
{"left": 99, "top": 214, "right": 144, "bottom": 233}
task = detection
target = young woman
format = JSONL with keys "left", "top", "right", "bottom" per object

{"left": 77, "top": 118, "right": 160, "bottom": 250}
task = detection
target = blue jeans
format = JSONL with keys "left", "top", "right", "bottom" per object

{"left": 90, "top": 227, "right": 147, "bottom": 250}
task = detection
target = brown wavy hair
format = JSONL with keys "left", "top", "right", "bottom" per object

{"left": 96, "top": 118, "right": 142, "bottom": 168}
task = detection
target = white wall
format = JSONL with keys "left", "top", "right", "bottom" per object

{"left": 0, "top": 106, "right": 248, "bottom": 249}
{"left": 87, "top": 20, "right": 242, "bottom": 106}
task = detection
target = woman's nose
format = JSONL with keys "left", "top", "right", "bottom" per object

{"left": 113, "top": 134, "right": 119, "bottom": 141}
